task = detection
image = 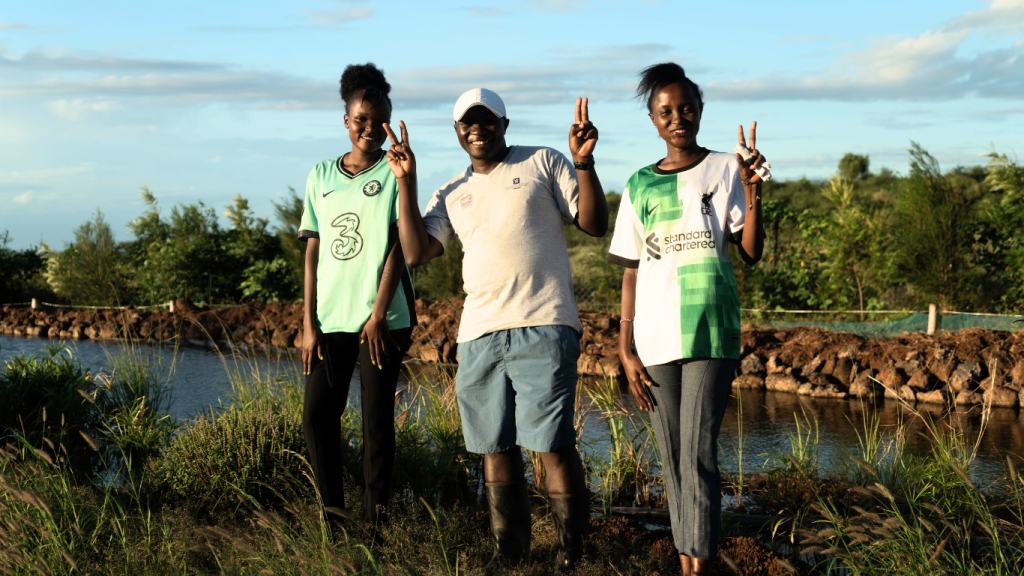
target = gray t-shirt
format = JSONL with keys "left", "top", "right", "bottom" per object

{"left": 423, "top": 145, "right": 584, "bottom": 343}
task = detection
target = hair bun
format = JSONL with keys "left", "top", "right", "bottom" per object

{"left": 340, "top": 63, "right": 392, "bottom": 107}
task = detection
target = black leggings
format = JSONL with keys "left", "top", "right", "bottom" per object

{"left": 302, "top": 328, "right": 412, "bottom": 524}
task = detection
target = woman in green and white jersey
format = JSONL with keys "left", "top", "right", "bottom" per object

{"left": 608, "top": 63, "right": 766, "bottom": 575}
{"left": 297, "top": 63, "right": 416, "bottom": 530}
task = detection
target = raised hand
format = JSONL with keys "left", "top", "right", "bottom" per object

{"left": 735, "top": 122, "right": 768, "bottom": 184}
{"left": 568, "top": 97, "right": 598, "bottom": 162}
{"left": 383, "top": 120, "right": 416, "bottom": 180}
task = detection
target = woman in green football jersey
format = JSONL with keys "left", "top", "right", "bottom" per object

{"left": 607, "top": 62, "right": 766, "bottom": 575}
{"left": 297, "top": 63, "right": 416, "bottom": 531}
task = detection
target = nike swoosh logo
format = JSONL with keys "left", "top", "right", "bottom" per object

{"left": 646, "top": 205, "right": 657, "bottom": 217}
{"left": 323, "top": 189, "right": 337, "bottom": 198}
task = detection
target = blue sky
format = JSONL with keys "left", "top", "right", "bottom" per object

{"left": 2, "top": 0, "right": 1023, "bottom": 249}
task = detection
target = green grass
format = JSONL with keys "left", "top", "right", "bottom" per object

{"left": 4, "top": 342, "right": 1024, "bottom": 575}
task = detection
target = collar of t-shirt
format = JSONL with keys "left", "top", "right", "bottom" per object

{"left": 652, "top": 147, "right": 710, "bottom": 175}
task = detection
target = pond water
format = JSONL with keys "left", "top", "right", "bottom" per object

{"left": 3, "top": 335, "right": 1021, "bottom": 485}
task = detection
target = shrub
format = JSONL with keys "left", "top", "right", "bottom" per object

{"left": 0, "top": 343, "right": 103, "bottom": 474}
{"left": 146, "top": 397, "right": 309, "bottom": 508}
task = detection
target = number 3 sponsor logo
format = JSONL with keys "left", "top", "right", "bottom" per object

{"left": 330, "top": 213, "right": 363, "bottom": 260}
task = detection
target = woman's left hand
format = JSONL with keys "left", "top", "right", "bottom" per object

{"left": 360, "top": 314, "right": 398, "bottom": 370}
{"left": 384, "top": 120, "right": 416, "bottom": 180}
{"left": 735, "top": 122, "right": 768, "bottom": 184}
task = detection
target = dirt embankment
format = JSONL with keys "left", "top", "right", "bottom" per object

{"left": 3, "top": 298, "right": 1022, "bottom": 408}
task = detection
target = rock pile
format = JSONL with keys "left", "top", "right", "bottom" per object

{"left": 4, "top": 300, "right": 1022, "bottom": 408}
{"left": 736, "top": 327, "right": 1024, "bottom": 407}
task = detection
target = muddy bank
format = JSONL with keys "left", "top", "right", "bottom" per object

{"left": 3, "top": 298, "right": 1022, "bottom": 408}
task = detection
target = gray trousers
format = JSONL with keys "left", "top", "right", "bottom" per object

{"left": 645, "top": 358, "right": 737, "bottom": 559}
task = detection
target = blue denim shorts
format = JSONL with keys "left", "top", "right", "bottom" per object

{"left": 455, "top": 325, "right": 581, "bottom": 454}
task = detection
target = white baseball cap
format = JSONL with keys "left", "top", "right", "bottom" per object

{"left": 453, "top": 88, "right": 506, "bottom": 122}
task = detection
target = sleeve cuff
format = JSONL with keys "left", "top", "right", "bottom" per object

{"left": 607, "top": 253, "right": 639, "bottom": 269}
{"left": 298, "top": 229, "right": 319, "bottom": 242}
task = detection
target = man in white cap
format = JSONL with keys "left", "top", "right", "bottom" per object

{"left": 383, "top": 88, "right": 607, "bottom": 572}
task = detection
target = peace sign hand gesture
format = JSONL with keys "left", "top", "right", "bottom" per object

{"left": 568, "top": 97, "right": 598, "bottom": 162}
{"left": 383, "top": 120, "right": 416, "bottom": 180}
{"left": 735, "top": 121, "right": 769, "bottom": 184}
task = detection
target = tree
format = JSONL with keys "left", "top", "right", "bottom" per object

{"left": 129, "top": 189, "right": 225, "bottom": 303}
{"left": 890, "top": 143, "right": 976, "bottom": 310}
{"left": 45, "top": 211, "right": 135, "bottom": 305}
{"left": 272, "top": 187, "right": 305, "bottom": 292}
{"left": 0, "top": 232, "right": 50, "bottom": 304}
{"left": 983, "top": 151, "right": 1024, "bottom": 311}
{"left": 820, "top": 175, "right": 888, "bottom": 317}
{"left": 838, "top": 153, "right": 870, "bottom": 182}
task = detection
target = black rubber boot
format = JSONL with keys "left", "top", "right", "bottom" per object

{"left": 550, "top": 492, "right": 590, "bottom": 572}
{"left": 475, "top": 481, "right": 531, "bottom": 574}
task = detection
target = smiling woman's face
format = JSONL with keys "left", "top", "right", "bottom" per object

{"left": 649, "top": 82, "right": 701, "bottom": 151}
{"left": 344, "top": 90, "right": 391, "bottom": 155}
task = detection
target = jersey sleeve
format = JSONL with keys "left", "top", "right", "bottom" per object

{"left": 548, "top": 149, "right": 579, "bottom": 221}
{"left": 422, "top": 187, "right": 454, "bottom": 252}
{"left": 607, "top": 186, "right": 643, "bottom": 269}
{"left": 726, "top": 157, "right": 746, "bottom": 234}
{"left": 298, "top": 167, "right": 320, "bottom": 242}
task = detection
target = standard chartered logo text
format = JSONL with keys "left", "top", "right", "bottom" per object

{"left": 663, "top": 229, "right": 715, "bottom": 254}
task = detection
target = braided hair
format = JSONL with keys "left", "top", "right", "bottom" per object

{"left": 635, "top": 62, "right": 703, "bottom": 114}
{"left": 339, "top": 62, "right": 392, "bottom": 111}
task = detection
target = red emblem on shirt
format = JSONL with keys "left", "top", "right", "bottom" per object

{"left": 460, "top": 194, "right": 473, "bottom": 209}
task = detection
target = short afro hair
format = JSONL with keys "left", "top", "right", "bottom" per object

{"left": 339, "top": 62, "right": 392, "bottom": 111}
{"left": 635, "top": 62, "right": 703, "bottom": 114}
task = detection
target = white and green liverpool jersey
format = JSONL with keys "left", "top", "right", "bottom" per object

{"left": 608, "top": 150, "right": 746, "bottom": 365}
{"left": 298, "top": 153, "right": 415, "bottom": 333}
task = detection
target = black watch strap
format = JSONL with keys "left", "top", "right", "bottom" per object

{"left": 573, "top": 157, "right": 595, "bottom": 171}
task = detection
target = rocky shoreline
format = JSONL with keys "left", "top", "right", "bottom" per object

{"left": 3, "top": 298, "right": 1022, "bottom": 408}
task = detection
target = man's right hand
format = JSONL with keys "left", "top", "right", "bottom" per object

{"left": 621, "top": 351, "right": 655, "bottom": 411}
{"left": 302, "top": 323, "right": 323, "bottom": 376}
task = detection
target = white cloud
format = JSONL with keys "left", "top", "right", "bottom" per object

{"left": 706, "top": 0, "right": 1024, "bottom": 102}
{"left": 209, "top": 156, "right": 221, "bottom": 163}
{"left": 8, "top": 164, "right": 95, "bottom": 181}
{"left": 469, "top": 8, "right": 510, "bottom": 17}
{"left": 780, "top": 35, "right": 829, "bottom": 44}
{"left": 13, "top": 191, "right": 33, "bottom": 204}
{"left": 528, "top": 0, "right": 587, "bottom": 13}
{"left": 0, "top": 22, "right": 29, "bottom": 30}
{"left": 300, "top": 6, "right": 373, "bottom": 25}
{"left": 47, "top": 98, "right": 121, "bottom": 121}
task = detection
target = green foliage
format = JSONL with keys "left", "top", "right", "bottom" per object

{"left": 412, "top": 234, "right": 465, "bottom": 300}
{"left": 566, "top": 193, "right": 622, "bottom": 310}
{"left": 0, "top": 231, "right": 51, "bottom": 304}
{"left": 272, "top": 186, "right": 306, "bottom": 291}
{"left": 838, "top": 152, "right": 870, "bottom": 182}
{"left": 890, "top": 143, "right": 978, "bottom": 309}
{"left": 146, "top": 397, "right": 309, "bottom": 508}
{"left": 240, "top": 257, "right": 296, "bottom": 303}
{"left": 0, "top": 344, "right": 102, "bottom": 474}
{"left": 44, "top": 211, "right": 135, "bottom": 306}
{"left": 819, "top": 175, "right": 890, "bottom": 314}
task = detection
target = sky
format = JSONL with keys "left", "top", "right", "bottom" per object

{"left": 1, "top": 0, "right": 1023, "bottom": 249}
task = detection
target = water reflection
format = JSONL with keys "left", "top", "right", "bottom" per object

{"left": 2, "top": 335, "right": 1021, "bottom": 484}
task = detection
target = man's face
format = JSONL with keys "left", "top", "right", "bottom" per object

{"left": 344, "top": 91, "right": 391, "bottom": 155}
{"left": 648, "top": 82, "right": 701, "bottom": 150}
{"left": 454, "top": 106, "right": 509, "bottom": 162}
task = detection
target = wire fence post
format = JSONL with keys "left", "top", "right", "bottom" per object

{"left": 30, "top": 298, "right": 37, "bottom": 310}
{"left": 927, "top": 303, "right": 939, "bottom": 335}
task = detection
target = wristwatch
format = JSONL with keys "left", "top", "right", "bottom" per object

{"left": 573, "top": 157, "right": 595, "bottom": 171}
